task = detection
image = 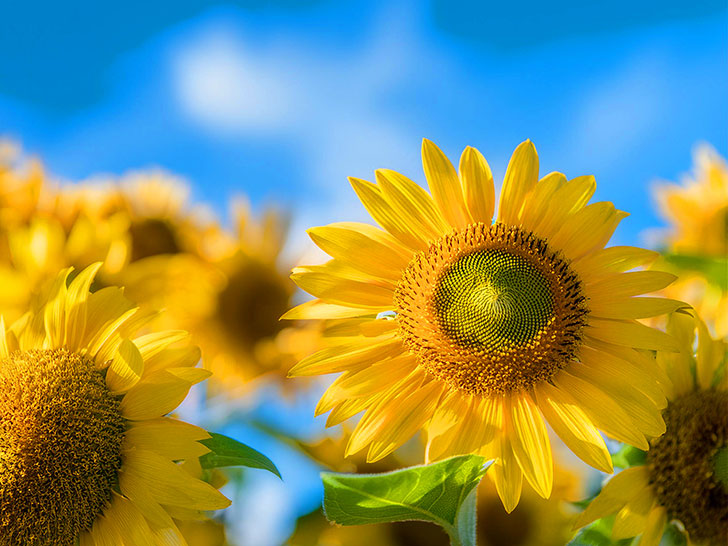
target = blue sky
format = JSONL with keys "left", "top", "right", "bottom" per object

{"left": 2, "top": 1, "right": 727, "bottom": 543}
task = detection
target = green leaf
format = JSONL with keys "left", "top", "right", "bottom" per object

{"left": 199, "top": 432, "right": 281, "bottom": 479}
{"left": 321, "top": 454, "right": 488, "bottom": 546}
{"left": 662, "top": 253, "right": 728, "bottom": 291}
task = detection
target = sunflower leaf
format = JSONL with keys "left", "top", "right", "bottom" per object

{"left": 321, "top": 454, "right": 488, "bottom": 546}
{"left": 199, "top": 432, "right": 281, "bottom": 479}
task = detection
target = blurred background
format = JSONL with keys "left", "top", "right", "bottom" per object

{"left": 2, "top": 1, "right": 727, "bottom": 544}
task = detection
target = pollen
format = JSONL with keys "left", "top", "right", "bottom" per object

{"left": 647, "top": 389, "right": 728, "bottom": 545}
{"left": 0, "top": 349, "right": 125, "bottom": 546}
{"left": 394, "top": 223, "right": 588, "bottom": 395}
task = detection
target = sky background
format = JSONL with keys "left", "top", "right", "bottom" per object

{"left": 2, "top": 1, "right": 727, "bottom": 544}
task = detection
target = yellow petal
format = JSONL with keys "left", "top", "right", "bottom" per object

{"left": 574, "top": 466, "right": 649, "bottom": 529}
{"left": 553, "top": 369, "right": 648, "bottom": 449}
{"left": 637, "top": 506, "right": 667, "bottom": 546}
{"left": 508, "top": 394, "right": 553, "bottom": 499}
{"left": 519, "top": 171, "right": 566, "bottom": 233}
{"left": 43, "top": 267, "right": 72, "bottom": 348}
{"left": 579, "top": 344, "right": 667, "bottom": 409}
{"left": 573, "top": 246, "right": 659, "bottom": 279}
{"left": 307, "top": 222, "right": 411, "bottom": 280}
{"left": 315, "top": 354, "right": 414, "bottom": 416}
{"left": 0, "top": 317, "right": 9, "bottom": 359}
{"left": 421, "top": 139, "right": 471, "bottom": 228}
{"left": 291, "top": 265, "right": 395, "bottom": 309}
{"left": 104, "top": 494, "right": 157, "bottom": 546}
{"left": 281, "top": 299, "right": 375, "bottom": 320}
{"left": 549, "top": 202, "right": 626, "bottom": 260}
{"left": 586, "top": 271, "right": 677, "bottom": 298}
{"left": 65, "top": 262, "right": 103, "bottom": 352}
{"left": 106, "top": 338, "right": 145, "bottom": 394}
{"left": 459, "top": 146, "right": 495, "bottom": 224}
{"left": 497, "top": 140, "right": 539, "bottom": 227}
{"left": 120, "top": 367, "right": 210, "bottom": 420}
{"left": 376, "top": 169, "right": 449, "bottom": 240}
{"left": 589, "top": 296, "right": 688, "bottom": 320}
{"left": 118, "top": 469, "right": 175, "bottom": 529}
{"left": 89, "top": 512, "right": 123, "bottom": 546}
{"left": 535, "top": 175, "right": 597, "bottom": 239}
{"left": 574, "top": 364, "right": 665, "bottom": 438}
{"left": 490, "top": 432, "right": 523, "bottom": 513}
{"left": 612, "top": 486, "right": 655, "bottom": 540}
{"left": 697, "top": 316, "right": 723, "bottom": 390}
{"left": 365, "top": 380, "right": 443, "bottom": 461}
{"left": 349, "top": 177, "right": 427, "bottom": 250}
{"left": 587, "top": 318, "right": 681, "bottom": 352}
{"left": 143, "top": 345, "right": 201, "bottom": 375}
{"left": 122, "top": 449, "right": 230, "bottom": 510}
{"left": 288, "top": 335, "right": 402, "bottom": 376}
{"left": 124, "top": 418, "right": 211, "bottom": 460}
{"left": 534, "top": 382, "right": 612, "bottom": 473}
{"left": 134, "top": 331, "right": 190, "bottom": 362}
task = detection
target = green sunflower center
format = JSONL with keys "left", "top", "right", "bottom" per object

{"left": 0, "top": 349, "right": 125, "bottom": 546}
{"left": 434, "top": 249, "right": 553, "bottom": 350}
{"left": 395, "top": 223, "right": 588, "bottom": 396}
{"left": 647, "top": 389, "right": 728, "bottom": 545}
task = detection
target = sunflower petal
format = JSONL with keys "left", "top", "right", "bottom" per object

{"left": 587, "top": 318, "right": 681, "bottom": 352}
{"left": 508, "top": 394, "right": 553, "bottom": 499}
{"left": 376, "top": 169, "right": 449, "bottom": 240}
{"left": 307, "top": 222, "right": 411, "bottom": 280}
{"left": 422, "top": 139, "right": 471, "bottom": 228}
{"left": 490, "top": 433, "right": 523, "bottom": 513}
{"left": 637, "top": 506, "right": 667, "bottom": 546}
{"left": 612, "top": 486, "right": 655, "bottom": 540}
{"left": 349, "top": 177, "right": 427, "bottom": 250}
{"left": 288, "top": 335, "right": 402, "bottom": 376}
{"left": 498, "top": 140, "right": 539, "bottom": 227}
{"left": 124, "top": 418, "right": 211, "bottom": 460}
{"left": 574, "top": 466, "right": 649, "bottom": 529}
{"left": 589, "top": 296, "right": 688, "bottom": 320}
{"left": 534, "top": 382, "right": 612, "bottom": 473}
{"left": 106, "top": 338, "right": 145, "bottom": 394}
{"left": 459, "top": 146, "right": 495, "bottom": 224}
{"left": 120, "top": 367, "right": 210, "bottom": 420}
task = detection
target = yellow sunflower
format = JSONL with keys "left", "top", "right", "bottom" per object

{"left": 121, "top": 200, "right": 313, "bottom": 393}
{"left": 287, "top": 139, "right": 684, "bottom": 511}
{"left": 0, "top": 263, "right": 230, "bottom": 545}
{"left": 575, "top": 310, "right": 728, "bottom": 546}
{"left": 652, "top": 143, "right": 728, "bottom": 338}
{"left": 655, "top": 143, "right": 728, "bottom": 257}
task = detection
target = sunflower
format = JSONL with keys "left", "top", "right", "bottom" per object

{"left": 575, "top": 310, "right": 728, "bottom": 546}
{"left": 121, "top": 199, "right": 313, "bottom": 394}
{"left": 287, "top": 139, "right": 684, "bottom": 510}
{"left": 655, "top": 143, "right": 728, "bottom": 257}
{"left": 0, "top": 263, "right": 230, "bottom": 545}
{"left": 652, "top": 143, "right": 728, "bottom": 338}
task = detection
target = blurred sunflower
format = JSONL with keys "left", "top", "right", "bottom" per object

{"left": 576, "top": 311, "right": 728, "bottom": 546}
{"left": 122, "top": 199, "right": 313, "bottom": 393}
{"left": 652, "top": 144, "right": 728, "bottom": 337}
{"left": 0, "top": 263, "right": 230, "bottom": 545}
{"left": 287, "top": 139, "right": 683, "bottom": 510}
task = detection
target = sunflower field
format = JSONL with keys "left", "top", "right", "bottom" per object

{"left": 0, "top": 3, "right": 726, "bottom": 546}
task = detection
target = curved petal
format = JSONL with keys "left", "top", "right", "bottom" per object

{"left": 534, "top": 381, "right": 612, "bottom": 473}
{"left": 508, "top": 393, "right": 553, "bottom": 499}
{"left": 459, "top": 146, "right": 495, "bottom": 224}
{"left": 497, "top": 140, "right": 539, "bottom": 227}
{"left": 376, "top": 169, "right": 449, "bottom": 240}
{"left": 422, "top": 139, "right": 471, "bottom": 228}
{"left": 106, "top": 338, "right": 145, "bottom": 394}
{"left": 574, "top": 466, "right": 649, "bottom": 529}
{"left": 587, "top": 318, "right": 680, "bottom": 352}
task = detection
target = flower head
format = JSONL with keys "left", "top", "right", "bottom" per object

{"left": 0, "top": 263, "right": 229, "bottom": 545}
{"left": 576, "top": 311, "right": 727, "bottom": 545}
{"left": 288, "top": 139, "right": 683, "bottom": 510}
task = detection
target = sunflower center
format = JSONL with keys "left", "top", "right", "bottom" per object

{"left": 217, "top": 259, "right": 291, "bottom": 348}
{"left": 435, "top": 249, "right": 553, "bottom": 349}
{"left": 0, "top": 349, "right": 125, "bottom": 546}
{"left": 395, "top": 223, "right": 588, "bottom": 395}
{"left": 647, "top": 389, "right": 728, "bottom": 545}
{"left": 129, "top": 218, "right": 181, "bottom": 261}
